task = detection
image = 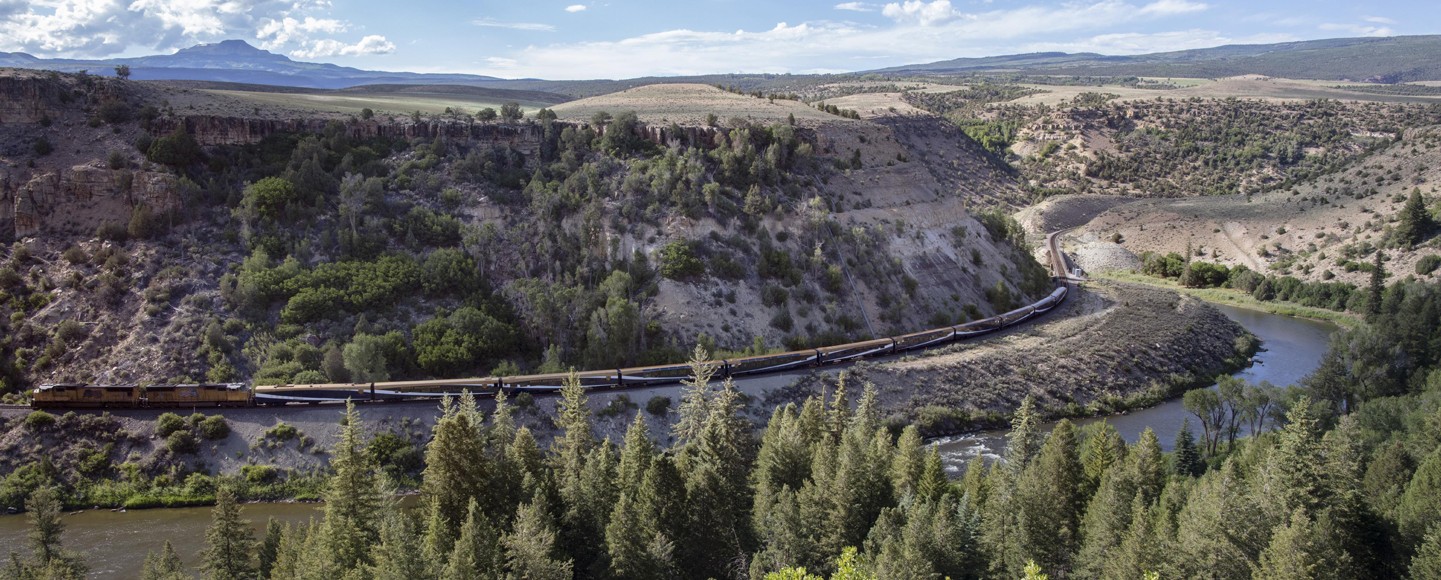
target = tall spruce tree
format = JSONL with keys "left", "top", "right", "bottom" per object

{"left": 673, "top": 344, "right": 717, "bottom": 445}
{"left": 257, "top": 517, "right": 283, "bottom": 579}
{"left": 1173, "top": 418, "right": 1203, "bottom": 477}
{"left": 201, "top": 487, "right": 255, "bottom": 580}
{"left": 1014, "top": 420, "right": 1084, "bottom": 576}
{"left": 1006, "top": 396, "right": 1044, "bottom": 472}
{"left": 324, "top": 400, "right": 385, "bottom": 571}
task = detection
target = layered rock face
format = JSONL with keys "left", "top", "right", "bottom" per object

{"left": 6, "top": 165, "right": 183, "bottom": 238}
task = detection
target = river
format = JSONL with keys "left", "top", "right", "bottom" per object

{"left": 930, "top": 303, "right": 1338, "bottom": 474}
{"left": 0, "top": 304, "right": 1337, "bottom": 578}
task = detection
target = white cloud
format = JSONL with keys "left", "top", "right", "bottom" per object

{"left": 1138, "top": 0, "right": 1208, "bottom": 16}
{"left": 881, "top": 0, "right": 959, "bottom": 26}
{"left": 1319, "top": 22, "right": 1393, "bottom": 37}
{"left": 0, "top": 0, "right": 389, "bottom": 59}
{"left": 472, "top": 18, "right": 555, "bottom": 31}
{"left": 257, "top": 16, "right": 346, "bottom": 48}
{"left": 564, "top": 4, "right": 587, "bottom": 13}
{"left": 290, "top": 34, "right": 395, "bottom": 58}
{"left": 834, "top": 2, "right": 875, "bottom": 12}
{"left": 1363, "top": 15, "right": 1395, "bottom": 25}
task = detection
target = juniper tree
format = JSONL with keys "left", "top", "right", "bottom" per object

{"left": 1395, "top": 188, "right": 1434, "bottom": 247}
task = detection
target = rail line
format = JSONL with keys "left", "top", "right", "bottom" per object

{"left": 31, "top": 231, "right": 1081, "bottom": 409}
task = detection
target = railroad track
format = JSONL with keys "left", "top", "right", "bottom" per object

{"left": 31, "top": 232, "right": 1081, "bottom": 409}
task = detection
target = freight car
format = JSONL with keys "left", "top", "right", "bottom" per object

{"left": 33, "top": 278, "right": 1072, "bottom": 407}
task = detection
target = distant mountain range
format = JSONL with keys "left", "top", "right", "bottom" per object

{"left": 0, "top": 40, "right": 501, "bottom": 89}
{"left": 4, "top": 35, "right": 1441, "bottom": 91}
{"left": 873, "top": 35, "right": 1441, "bottom": 82}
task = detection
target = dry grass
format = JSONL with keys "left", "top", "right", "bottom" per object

{"left": 551, "top": 83, "right": 850, "bottom": 127}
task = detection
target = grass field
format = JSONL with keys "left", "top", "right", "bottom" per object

{"left": 204, "top": 89, "right": 557, "bottom": 117}
{"left": 1097, "top": 270, "right": 1360, "bottom": 328}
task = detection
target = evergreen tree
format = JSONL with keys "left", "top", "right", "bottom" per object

{"left": 421, "top": 393, "right": 492, "bottom": 547}
{"left": 370, "top": 512, "right": 428, "bottom": 580}
{"left": 916, "top": 446, "right": 950, "bottom": 503}
{"left": 1131, "top": 428, "right": 1166, "bottom": 504}
{"left": 890, "top": 425, "right": 926, "bottom": 501}
{"left": 1173, "top": 418, "right": 1203, "bottom": 477}
{"left": 324, "top": 401, "right": 385, "bottom": 571}
{"left": 1412, "top": 525, "right": 1441, "bottom": 580}
{"left": 1369, "top": 251, "right": 1387, "bottom": 320}
{"left": 503, "top": 495, "right": 573, "bottom": 580}
{"left": 1169, "top": 462, "right": 1269, "bottom": 579}
{"left": 140, "top": 541, "right": 186, "bottom": 580}
{"left": 257, "top": 517, "right": 283, "bottom": 579}
{"left": 1256, "top": 510, "right": 1325, "bottom": 580}
{"left": 1014, "top": 420, "right": 1084, "bottom": 575}
{"left": 1006, "top": 396, "right": 1044, "bottom": 472}
{"left": 1395, "top": 188, "right": 1435, "bottom": 247}
{"left": 22, "top": 486, "right": 85, "bottom": 577}
{"left": 1079, "top": 420, "right": 1125, "bottom": 500}
{"left": 1265, "top": 396, "right": 1326, "bottom": 520}
{"left": 1398, "top": 446, "right": 1441, "bottom": 552}
{"left": 681, "top": 378, "right": 756, "bottom": 578}
{"left": 1104, "top": 494, "right": 1161, "bottom": 580}
{"left": 443, "top": 498, "right": 502, "bottom": 580}
{"left": 673, "top": 344, "right": 717, "bottom": 445}
{"left": 201, "top": 487, "right": 255, "bottom": 580}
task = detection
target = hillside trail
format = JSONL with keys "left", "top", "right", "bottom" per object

{"left": 1219, "top": 221, "right": 1264, "bottom": 270}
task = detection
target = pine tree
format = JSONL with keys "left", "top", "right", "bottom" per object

{"left": 140, "top": 541, "right": 185, "bottom": 580}
{"left": 1398, "top": 446, "right": 1441, "bottom": 552}
{"left": 504, "top": 495, "right": 573, "bottom": 580}
{"left": 23, "top": 486, "right": 85, "bottom": 577}
{"left": 890, "top": 425, "right": 926, "bottom": 500}
{"left": 681, "top": 378, "right": 756, "bottom": 578}
{"left": 1173, "top": 418, "right": 1203, "bottom": 477}
{"left": 324, "top": 400, "right": 385, "bottom": 571}
{"left": 257, "top": 517, "right": 283, "bottom": 579}
{"left": 1169, "top": 462, "right": 1269, "bottom": 578}
{"left": 1256, "top": 509, "right": 1324, "bottom": 580}
{"left": 1014, "top": 420, "right": 1084, "bottom": 575}
{"left": 1412, "top": 525, "right": 1441, "bottom": 580}
{"left": 443, "top": 498, "right": 502, "bottom": 580}
{"left": 1265, "top": 396, "right": 1326, "bottom": 520}
{"left": 1131, "top": 428, "right": 1166, "bottom": 504}
{"left": 201, "top": 487, "right": 255, "bottom": 580}
{"left": 1006, "top": 396, "right": 1044, "bottom": 472}
{"left": 673, "top": 344, "right": 717, "bottom": 445}
{"left": 1395, "top": 188, "right": 1435, "bottom": 247}
{"left": 1103, "top": 493, "right": 1160, "bottom": 579}
{"left": 1368, "top": 251, "right": 1386, "bottom": 320}
{"left": 1074, "top": 467, "right": 1136, "bottom": 578}
{"left": 421, "top": 392, "right": 492, "bottom": 545}
{"left": 1079, "top": 420, "right": 1125, "bottom": 500}
{"left": 370, "top": 512, "right": 428, "bottom": 580}
{"left": 916, "top": 446, "right": 950, "bottom": 502}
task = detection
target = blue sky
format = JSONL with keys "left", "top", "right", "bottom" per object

{"left": 0, "top": 0, "right": 1430, "bottom": 79}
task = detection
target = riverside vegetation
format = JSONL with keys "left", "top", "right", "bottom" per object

{"left": 7, "top": 274, "right": 1441, "bottom": 579}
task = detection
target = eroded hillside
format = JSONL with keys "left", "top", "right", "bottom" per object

{"left": 0, "top": 73, "right": 1044, "bottom": 395}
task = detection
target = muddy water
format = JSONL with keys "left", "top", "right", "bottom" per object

{"left": 0, "top": 502, "right": 324, "bottom": 578}
{"left": 931, "top": 303, "right": 1338, "bottom": 475}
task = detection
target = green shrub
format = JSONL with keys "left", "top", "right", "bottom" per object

{"left": 1418, "top": 255, "right": 1441, "bottom": 276}
{"left": 646, "top": 396, "right": 671, "bottom": 416}
{"left": 165, "top": 430, "right": 199, "bottom": 454}
{"left": 23, "top": 411, "right": 56, "bottom": 431}
{"left": 155, "top": 412, "right": 185, "bottom": 437}
{"left": 659, "top": 240, "right": 704, "bottom": 279}
{"left": 264, "top": 422, "right": 299, "bottom": 441}
{"left": 242, "top": 464, "right": 279, "bottom": 484}
{"left": 62, "top": 245, "right": 88, "bottom": 265}
{"left": 197, "top": 415, "right": 230, "bottom": 440}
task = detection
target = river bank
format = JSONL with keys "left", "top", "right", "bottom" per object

{"left": 932, "top": 301, "right": 1337, "bottom": 470}
{"left": 1097, "top": 270, "right": 1360, "bottom": 327}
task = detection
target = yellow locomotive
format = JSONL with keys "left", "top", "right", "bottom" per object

{"left": 32, "top": 383, "right": 253, "bottom": 409}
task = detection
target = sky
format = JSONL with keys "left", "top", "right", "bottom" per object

{"left": 0, "top": 0, "right": 1432, "bottom": 79}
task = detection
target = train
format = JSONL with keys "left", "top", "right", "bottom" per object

{"left": 30, "top": 284, "right": 1069, "bottom": 409}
